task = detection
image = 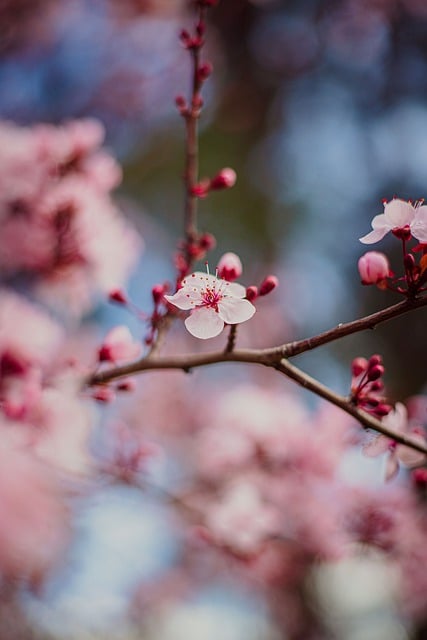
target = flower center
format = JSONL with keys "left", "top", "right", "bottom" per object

{"left": 201, "top": 284, "right": 223, "bottom": 311}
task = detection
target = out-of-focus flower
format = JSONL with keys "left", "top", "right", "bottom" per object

{"left": 0, "top": 120, "right": 141, "bottom": 316}
{"left": 165, "top": 271, "right": 255, "bottom": 339}
{"left": 364, "top": 402, "right": 426, "bottom": 480}
{"left": 360, "top": 198, "right": 427, "bottom": 244}
{"left": 0, "top": 428, "right": 70, "bottom": 583}
{"left": 206, "top": 481, "right": 280, "bottom": 554}
{"left": 358, "top": 251, "right": 391, "bottom": 284}
{"left": 98, "top": 326, "right": 142, "bottom": 363}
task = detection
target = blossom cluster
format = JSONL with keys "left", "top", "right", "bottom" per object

{"left": 0, "top": 119, "right": 140, "bottom": 316}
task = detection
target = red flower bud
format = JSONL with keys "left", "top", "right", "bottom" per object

{"left": 246, "top": 286, "right": 258, "bottom": 301}
{"left": 198, "top": 62, "right": 213, "bottom": 82}
{"left": 259, "top": 275, "right": 279, "bottom": 296}
{"left": 217, "top": 252, "right": 242, "bottom": 282}
{"left": 210, "top": 168, "right": 237, "bottom": 190}
{"left": 367, "top": 364, "right": 385, "bottom": 381}
{"left": 152, "top": 284, "right": 166, "bottom": 305}
{"left": 351, "top": 357, "right": 368, "bottom": 377}
{"left": 109, "top": 289, "right": 128, "bottom": 305}
{"left": 368, "top": 354, "right": 383, "bottom": 367}
{"left": 199, "top": 232, "right": 216, "bottom": 251}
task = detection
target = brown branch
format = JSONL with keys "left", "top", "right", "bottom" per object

{"left": 90, "top": 295, "right": 427, "bottom": 387}
{"left": 87, "top": 295, "right": 427, "bottom": 456}
{"left": 280, "top": 296, "right": 427, "bottom": 357}
{"left": 273, "top": 358, "right": 427, "bottom": 455}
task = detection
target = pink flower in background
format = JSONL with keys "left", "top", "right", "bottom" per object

{"left": 358, "top": 251, "right": 391, "bottom": 284}
{"left": 0, "top": 120, "right": 141, "bottom": 316}
{"left": 360, "top": 198, "right": 427, "bottom": 244}
{"left": 165, "top": 271, "right": 255, "bottom": 339}
{"left": 206, "top": 481, "right": 280, "bottom": 554}
{"left": 98, "top": 326, "right": 142, "bottom": 363}
{"left": 0, "top": 429, "right": 70, "bottom": 582}
{"left": 364, "top": 403, "right": 426, "bottom": 480}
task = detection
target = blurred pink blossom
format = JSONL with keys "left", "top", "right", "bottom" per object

{"left": 364, "top": 402, "right": 426, "bottom": 480}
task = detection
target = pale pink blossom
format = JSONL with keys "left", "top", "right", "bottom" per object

{"left": 98, "top": 325, "right": 142, "bottom": 363}
{"left": 216, "top": 252, "right": 242, "bottom": 282}
{"left": 0, "top": 428, "right": 70, "bottom": 582}
{"left": 364, "top": 402, "right": 426, "bottom": 480}
{"left": 206, "top": 481, "right": 280, "bottom": 554}
{"left": 165, "top": 271, "right": 256, "bottom": 339}
{"left": 360, "top": 198, "right": 427, "bottom": 244}
{"left": 358, "top": 251, "right": 391, "bottom": 284}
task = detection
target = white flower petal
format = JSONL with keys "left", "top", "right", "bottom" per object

{"left": 165, "top": 289, "right": 199, "bottom": 310}
{"left": 182, "top": 272, "right": 217, "bottom": 291}
{"left": 222, "top": 281, "right": 247, "bottom": 298}
{"left": 184, "top": 307, "right": 224, "bottom": 339}
{"left": 218, "top": 297, "right": 256, "bottom": 324}
{"left": 359, "top": 215, "right": 390, "bottom": 244}
{"left": 384, "top": 199, "right": 415, "bottom": 227}
{"left": 411, "top": 205, "right": 427, "bottom": 242}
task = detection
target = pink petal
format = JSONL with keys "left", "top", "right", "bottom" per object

{"left": 385, "top": 453, "right": 399, "bottom": 481}
{"left": 397, "top": 431, "right": 427, "bottom": 467}
{"left": 218, "top": 297, "right": 256, "bottom": 324}
{"left": 363, "top": 435, "right": 391, "bottom": 457}
{"left": 384, "top": 199, "right": 415, "bottom": 227}
{"left": 184, "top": 307, "right": 224, "bottom": 339}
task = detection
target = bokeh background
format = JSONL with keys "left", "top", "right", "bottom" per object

{"left": 2, "top": 0, "right": 427, "bottom": 638}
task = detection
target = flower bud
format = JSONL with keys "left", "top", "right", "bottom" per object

{"left": 198, "top": 62, "right": 213, "bottom": 82}
{"left": 370, "top": 380, "right": 384, "bottom": 392}
{"left": 92, "top": 386, "right": 115, "bottom": 403}
{"left": 367, "top": 364, "right": 385, "bottom": 381}
{"left": 259, "top": 275, "right": 279, "bottom": 296}
{"left": 109, "top": 289, "right": 128, "bottom": 305}
{"left": 152, "top": 284, "right": 166, "bottom": 305}
{"left": 199, "top": 232, "right": 216, "bottom": 251}
{"left": 358, "top": 251, "right": 391, "bottom": 284}
{"left": 210, "top": 168, "right": 237, "bottom": 190}
{"left": 351, "top": 357, "right": 368, "bottom": 377}
{"left": 368, "top": 354, "right": 383, "bottom": 367}
{"left": 374, "top": 403, "right": 392, "bottom": 417}
{"left": 412, "top": 467, "right": 427, "bottom": 487}
{"left": 246, "top": 286, "right": 258, "bottom": 302}
{"left": 217, "top": 252, "right": 242, "bottom": 282}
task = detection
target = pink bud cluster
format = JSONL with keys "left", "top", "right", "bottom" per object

{"left": 246, "top": 275, "right": 279, "bottom": 302}
{"left": 175, "top": 232, "right": 216, "bottom": 282}
{"left": 350, "top": 355, "right": 392, "bottom": 418}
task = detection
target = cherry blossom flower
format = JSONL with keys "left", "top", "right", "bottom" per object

{"left": 360, "top": 198, "right": 427, "bottom": 244}
{"left": 165, "top": 271, "right": 256, "bottom": 339}
{"left": 364, "top": 402, "right": 426, "bottom": 480}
